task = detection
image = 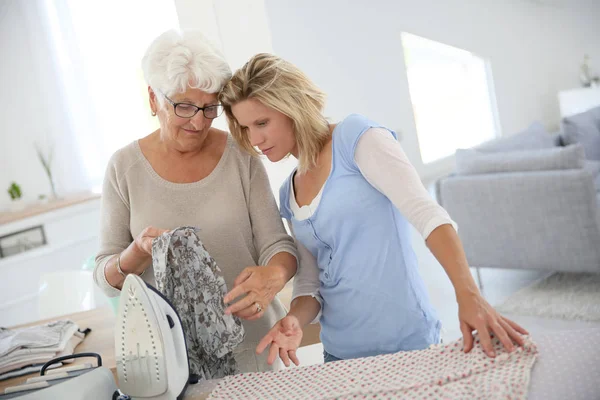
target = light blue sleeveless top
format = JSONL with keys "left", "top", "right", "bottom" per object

{"left": 279, "top": 114, "right": 440, "bottom": 359}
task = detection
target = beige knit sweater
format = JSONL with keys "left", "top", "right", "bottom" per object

{"left": 93, "top": 135, "right": 297, "bottom": 372}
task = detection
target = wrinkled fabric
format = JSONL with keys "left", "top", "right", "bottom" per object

{"left": 152, "top": 227, "right": 245, "bottom": 379}
{"left": 209, "top": 333, "right": 538, "bottom": 400}
{"left": 0, "top": 320, "right": 77, "bottom": 358}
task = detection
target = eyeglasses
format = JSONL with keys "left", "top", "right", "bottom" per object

{"left": 162, "top": 94, "right": 224, "bottom": 119}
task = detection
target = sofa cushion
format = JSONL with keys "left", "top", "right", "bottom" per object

{"left": 561, "top": 106, "right": 600, "bottom": 160}
{"left": 584, "top": 160, "right": 600, "bottom": 191}
{"left": 476, "top": 122, "right": 557, "bottom": 153}
{"left": 456, "top": 144, "right": 585, "bottom": 176}
{"left": 584, "top": 160, "right": 600, "bottom": 176}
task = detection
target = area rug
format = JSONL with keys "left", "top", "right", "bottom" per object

{"left": 496, "top": 272, "right": 600, "bottom": 322}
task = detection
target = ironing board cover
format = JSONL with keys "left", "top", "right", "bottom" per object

{"left": 152, "top": 227, "right": 245, "bottom": 379}
{"left": 208, "top": 334, "right": 538, "bottom": 399}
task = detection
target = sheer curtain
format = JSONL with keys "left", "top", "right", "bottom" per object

{"left": 31, "top": 0, "right": 293, "bottom": 199}
{"left": 0, "top": 0, "right": 91, "bottom": 206}
{"left": 41, "top": 0, "right": 180, "bottom": 189}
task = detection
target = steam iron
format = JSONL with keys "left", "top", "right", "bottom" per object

{"left": 115, "top": 274, "right": 190, "bottom": 400}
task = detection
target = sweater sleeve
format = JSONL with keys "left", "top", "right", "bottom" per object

{"left": 248, "top": 156, "right": 299, "bottom": 266}
{"left": 93, "top": 153, "right": 134, "bottom": 298}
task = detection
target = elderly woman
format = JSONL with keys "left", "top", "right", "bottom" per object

{"left": 93, "top": 31, "right": 297, "bottom": 373}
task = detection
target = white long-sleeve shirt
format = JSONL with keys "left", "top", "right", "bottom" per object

{"left": 290, "top": 127, "right": 457, "bottom": 319}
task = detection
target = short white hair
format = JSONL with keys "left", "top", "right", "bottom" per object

{"left": 141, "top": 30, "right": 231, "bottom": 106}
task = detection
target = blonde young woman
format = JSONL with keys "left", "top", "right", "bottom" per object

{"left": 219, "top": 53, "right": 528, "bottom": 366}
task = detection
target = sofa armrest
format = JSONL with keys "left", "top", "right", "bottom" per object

{"left": 438, "top": 169, "right": 600, "bottom": 272}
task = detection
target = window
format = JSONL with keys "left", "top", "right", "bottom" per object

{"left": 401, "top": 32, "right": 499, "bottom": 164}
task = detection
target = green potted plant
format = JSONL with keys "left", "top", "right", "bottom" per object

{"left": 7, "top": 182, "right": 26, "bottom": 211}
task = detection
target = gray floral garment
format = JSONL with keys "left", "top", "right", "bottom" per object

{"left": 152, "top": 227, "right": 245, "bottom": 379}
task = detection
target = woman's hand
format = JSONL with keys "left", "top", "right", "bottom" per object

{"left": 424, "top": 225, "right": 529, "bottom": 357}
{"left": 105, "top": 226, "right": 169, "bottom": 287}
{"left": 223, "top": 265, "right": 288, "bottom": 320}
{"left": 256, "top": 315, "right": 303, "bottom": 367}
{"left": 122, "top": 226, "right": 169, "bottom": 275}
{"left": 457, "top": 291, "right": 529, "bottom": 357}
{"left": 134, "top": 226, "right": 169, "bottom": 256}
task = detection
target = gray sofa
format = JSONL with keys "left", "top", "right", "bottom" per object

{"left": 437, "top": 107, "right": 600, "bottom": 275}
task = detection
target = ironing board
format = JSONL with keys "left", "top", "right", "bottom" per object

{"left": 5, "top": 313, "right": 594, "bottom": 398}
{"left": 527, "top": 328, "right": 600, "bottom": 399}
{"left": 196, "top": 328, "right": 600, "bottom": 400}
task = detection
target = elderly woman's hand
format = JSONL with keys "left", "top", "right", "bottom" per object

{"left": 134, "top": 226, "right": 169, "bottom": 256}
{"left": 223, "top": 265, "right": 289, "bottom": 320}
{"left": 109, "top": 226, "right": 169, "bottom": 281}
{"left": 458, "top": 291, "right": 529, "bottom": 357}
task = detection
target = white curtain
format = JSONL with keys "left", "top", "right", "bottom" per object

{"left": 41, "top": 0, "right": 180, "bottom": 188}
{"left": 0, "top": 0, "right": 179, "bottom": 200}
{"left": 0, "top": 1, "right": 91, "bottom": 206}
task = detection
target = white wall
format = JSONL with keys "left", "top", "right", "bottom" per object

{"left": 264, "top": 0, "right": 600, "bottom": 180}
{"left": 174, "top": 0, "right": 298, "bottom": 196}
{"left": 174, "top": 0, "right": 274, "bottom": 70}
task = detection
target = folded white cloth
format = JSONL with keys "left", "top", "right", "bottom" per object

{"left": 0, "top": 320, "right": 84, "bottom": 377}
{"left": 0, "top": 320, "right": 77, "bottom": 357}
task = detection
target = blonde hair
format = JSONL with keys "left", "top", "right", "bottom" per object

{"left": 220, "top": 53, "right": 329, "bottom": 174}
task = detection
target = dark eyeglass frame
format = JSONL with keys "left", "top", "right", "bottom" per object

{"left": 162, "top": 93, "right": 224, "bottom": 119}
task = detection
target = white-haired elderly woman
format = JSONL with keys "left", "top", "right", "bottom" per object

{"left": 93, "top": 30, "right": 298, "bottom": 373}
